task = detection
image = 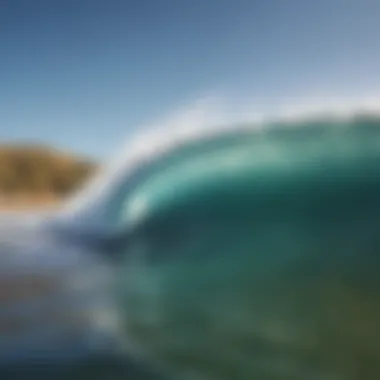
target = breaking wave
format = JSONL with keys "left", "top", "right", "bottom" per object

{"left": 58, "top": 96, "right": 380, "bottom": 230}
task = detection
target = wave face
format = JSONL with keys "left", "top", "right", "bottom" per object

{"left": 63, "top": 110, "right": 380, "bottom": 380}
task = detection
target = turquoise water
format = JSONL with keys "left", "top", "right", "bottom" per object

{"left": 118, "top": 114, "right": 380, "bottom": 380}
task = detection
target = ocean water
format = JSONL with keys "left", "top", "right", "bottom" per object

{"left": 42, "top": 110, "right": 380, "bottom": 379}
{"left": 105, "top": 113, "right": 380, "bottom": 380}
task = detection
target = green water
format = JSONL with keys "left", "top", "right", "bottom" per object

{"left": 117, "top": 115, "right": 380, "bottom": 380}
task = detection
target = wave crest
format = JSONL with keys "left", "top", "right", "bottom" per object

{"left": 58, "top": 96, "right": 380, "bottom": 230}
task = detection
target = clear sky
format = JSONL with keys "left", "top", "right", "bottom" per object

{"left": 1, "top": 0, "right": 380, "bottom": 158}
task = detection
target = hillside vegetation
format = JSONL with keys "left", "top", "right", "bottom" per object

{"left": 0, "top": 145, "right": 97, "bottom": 209}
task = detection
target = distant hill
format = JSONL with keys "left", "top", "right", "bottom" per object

{"left": 0, "top": 145, "right": 98, "bottom": 209}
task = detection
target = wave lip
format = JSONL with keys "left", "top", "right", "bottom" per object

{"left": 57, "top": 96, "right": 380, "bottom": 231}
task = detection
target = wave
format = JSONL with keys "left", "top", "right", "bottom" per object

{"left": 57, "top": 96, "right": 380, "bottom": 231}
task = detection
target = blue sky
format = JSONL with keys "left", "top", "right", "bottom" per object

{"left": 1, "top": 0, "right": 380, "bottom": 159}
